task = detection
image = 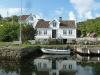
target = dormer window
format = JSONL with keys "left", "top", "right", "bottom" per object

{"left": 53, "top": 20, "right": 56, "bottom": 27}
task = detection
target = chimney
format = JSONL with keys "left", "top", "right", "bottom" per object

{"left": 59, "top": 17, "right": 62, "bottom": 21}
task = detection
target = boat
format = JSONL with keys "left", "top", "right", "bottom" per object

{"left": 41, "top": 48, "right": 70, "bottom": 54}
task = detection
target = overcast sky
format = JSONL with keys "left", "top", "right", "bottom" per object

{"left": 0, "top": 0, "right": 100, "bottom": 21}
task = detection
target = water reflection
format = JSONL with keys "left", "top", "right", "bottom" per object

{"left": 0, "top": 55, "right": 100, "bottom": 75}
{"left": 77, "top": 54, "right": 100, "bottom": 62}
{"left": 34, "top": 55, "right": 77, "bottom": 75}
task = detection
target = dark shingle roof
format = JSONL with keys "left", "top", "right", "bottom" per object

{"left": 60, "top": 20, "right": 76, "bottom": 28}
{"left": 19, "top": 15, "right": 29, "bottom": 21}
{"left": 36, "top": 20, "right": 76, "bottom": 28}
{"left": 36, "top": 19, "right": 50, "bottom": 28}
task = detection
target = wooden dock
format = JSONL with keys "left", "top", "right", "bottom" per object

{"left": 76, "top": 46, "right": 100, "bottom": 55}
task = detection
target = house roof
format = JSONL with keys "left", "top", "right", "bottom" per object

{"left": 36, "top": 19, "right": 76, "bottom": 28}
{"left": 60, "top": 20, "right": 76, "bottom": 28}
{"left": 36, "top": 19, "right": 50, "bottom": 28}
{"left": 19, "top": 15, "right": 30, "bottom": 21}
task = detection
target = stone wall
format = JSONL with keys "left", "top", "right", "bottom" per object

{"left": 0, "top": 46, "right": 42, "bottom": 60}
{"left": 0, "top": 47, "right": 21, "bottom": 59}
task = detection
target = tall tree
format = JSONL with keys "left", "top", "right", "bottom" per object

{"left": 22, "top": 24, "right": 37, "bottom": 42}
{"left": 0, "top": 14, "right": 3, "bottom": 20}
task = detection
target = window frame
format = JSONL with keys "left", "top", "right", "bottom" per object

{"left": 69, "top": 30, "right": 72, "bottom": 35}
{"left": 63, "top": 30, "right": 67, "bottom": 35}
{"left": 44, "top": 30, "right": 47, "bottom": 35}
{"left": 53, "top": 20, "right": 57, "bottom": 27}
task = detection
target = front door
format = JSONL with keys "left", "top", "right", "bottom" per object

{"left": 52, "top": 30, "right": 56, "bottom": 38}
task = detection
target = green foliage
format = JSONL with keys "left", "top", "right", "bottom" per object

{"left": 0, "top": 15, "right": 37, "bottom": 42}
{"left": 0, "top": 14, "right": 3, "bottom": 20}
{"left": 77, "top": 17, "right": 100, "bottom": 37}
{"left": 0, "top": 21, "right": 19, "bottom": 42}
{"left": 21, "top": 24, "right": 37, "bottom": 42}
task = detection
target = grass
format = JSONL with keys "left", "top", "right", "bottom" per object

{"left": 0, "top": 42, "right": 12, "bottom": 47}
{"left": 0, "top": 41, "right": 100, "bottom": 49}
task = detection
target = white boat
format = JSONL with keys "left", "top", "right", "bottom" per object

{"left": 41, "top": 48, "right": 70, "bottom": 54}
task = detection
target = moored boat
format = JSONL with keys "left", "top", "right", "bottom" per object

{"left": 41, "top": 48, "right": 70, "bottom": 54}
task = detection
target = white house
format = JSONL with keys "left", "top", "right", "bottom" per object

{"left": 33, "top": 17, "right": 77, "bottom": 43}
{"left": 19, "top": 14, "right": 77, "bottom": 44}
{"left": 19, "top": 14, "right": 38, "bottom": 26}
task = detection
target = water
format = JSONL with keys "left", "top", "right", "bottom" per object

{"left": 0, "top": 54, "right": 100, "bottom": 75}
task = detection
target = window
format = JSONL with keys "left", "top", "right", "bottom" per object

{"left": 43, "top": 63, "right": 47, "bottom": 68}
{"left": 38, "top": 63, "right": 41, "bottom": 68}
{"left": 63, "top": 65, "right": 67, "bottom": 69}
{"left": 38, "top": 30, "right": 42, "bottom": 35}
{"left": 63, "top": 30, "right": 67, "bottom": 35}
{"left": 44, "top": 30, "right": 47, "bottom": 35}
{"left": 53, "top": 72, "right": 56, "bottom": 75}
{"left": 53, "top": 20, "right": 56, "bottom": 27}
{"left": 69, "top": 64, "right": 72, "bottom": 69}
{"left": 69, "top": 30, "right": 72, "bottom": 35}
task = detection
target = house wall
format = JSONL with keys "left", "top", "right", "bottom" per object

{"left": 57, "top": 28, "right": 76, "bottom": 39}
{"left": 35, "top": 19, "right": 76, "bottom": 41}
{"left": 49, "top": 20, "right": 60, "bottom": 29}
{"left": 26, "top": 15, "right": 38, "bottom": 28}
{"left": 35, "top": 28, "right": 76, "bottom": 39}
{"left": 35, "top": 28, "right": 52, "bottom": 39}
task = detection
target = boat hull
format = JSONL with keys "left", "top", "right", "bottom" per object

{"left": 41, "top": 48, "right": 70, "bottom": 54}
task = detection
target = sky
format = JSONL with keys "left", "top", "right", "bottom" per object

{"left": 0, "top": 0, "right": 100, "bottom": 21}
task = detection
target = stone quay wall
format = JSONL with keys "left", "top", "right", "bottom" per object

{"left": 0, "top": 46, "right": 42, "bottom": 60}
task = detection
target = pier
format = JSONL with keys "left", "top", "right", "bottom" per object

{"left": 76, "top": 46, "right": 100, "bottom": 55}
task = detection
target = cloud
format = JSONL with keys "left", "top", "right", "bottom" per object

{"left": 85, "top": 11, "right": 93, "bottom": 19}
{"left": 54, "top": 8, "right": 64, "bottom": 16}
{"left": 95, "top": 13, "right": 100, "bottom": 17}
{"left": 70, "top": 0, "right": 100, "bottom": 20}
{"left": 0, "top": 8, "right": 25, "bottom": 17}
{"left": 70, "top": 0, "right": 94, "bottom": 16}
{"left": 94, "top": 2, "right": 100, "bottom": 10}
{"left": 33, "top": 10, "right": 44, "bottom": 19}
{"left": 68, "top": 11, "right": 76, "bottom": 20}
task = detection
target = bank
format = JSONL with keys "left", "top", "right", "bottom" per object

{"left": 0, "top": 42, "right": 100, "bottom": 60}
{"left": 0, "top": 46, "right": 42, "bottom": 60}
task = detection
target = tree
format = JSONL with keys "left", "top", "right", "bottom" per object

{"left": 0, "top": 14, "right": 3, "bottom": 20}
{"left": 22, "top": 24, "right": 37, "bottom": 42}
{"left": 11, "top": 15, "right": 19, "bottom": 22}
{"left": 77, "top": 17, "right": 100, "bottom": 37}
{"left": 0, "top": 22, "right": 19, "bottom": 42}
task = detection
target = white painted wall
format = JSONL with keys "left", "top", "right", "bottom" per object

{"left": 49, "top": 20, "right": 60, "bottom": 29}
{"left": 36, "top": 28, "right": 76, "bottom": 39}
{"left": 57, "top": 28, "right": 76, "bottom": 39}
{"left": 26, "top": 15, "right": 39, "bottom": 28}
{"left": 35, "top": 28, "right": 52, "bottom": 39}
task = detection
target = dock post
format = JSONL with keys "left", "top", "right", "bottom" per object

{"left": 98, "top": 57, "right": 100, "bottom": 61}
{"left": 88, "top": 49, "right": 90, "bottom": 54}
{"left": 88, "top": 56, "right": 90, "bottom": 61}
{"left": 98, "top": 50, "right": 100, "bottom": 54}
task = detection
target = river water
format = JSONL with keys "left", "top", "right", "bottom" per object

{"left": 0, "top": 54, "right": 100, "bottom": 75}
